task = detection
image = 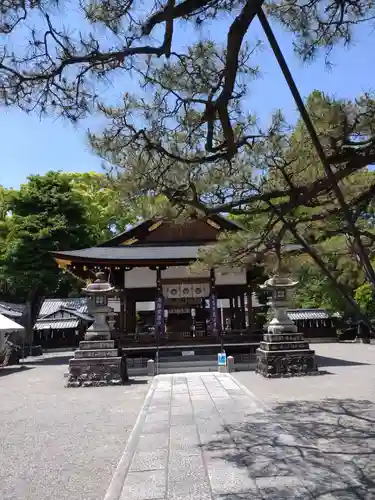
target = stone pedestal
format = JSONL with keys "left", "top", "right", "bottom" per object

{"left": 256, "top": 334, "right": 318, "bottom": 378}
{"left": 256, "top": 275, "right": 318, "bottom": 378}
{"left": 66, "top": 340, "right": 128, "bottom": 387}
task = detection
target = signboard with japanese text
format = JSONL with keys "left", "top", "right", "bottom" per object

{"left": 209, "top": 292, "right": 218, "bottom": 335}
{"left": 155, "top": 295, "right": 165, "bottom": 337}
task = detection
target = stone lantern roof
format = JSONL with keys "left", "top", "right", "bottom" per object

{"left": 82, "top": 272, "right": 115, "bottom": 295}
{"left": 260, "top": 274, "right": 299, "bottom": 290}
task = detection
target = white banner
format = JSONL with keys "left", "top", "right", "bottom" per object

{"left": 163, "top": 284, "right": 181, "bottom": 299}
{"left": 192, "top": 283, "right": 209, "bottom": 298}
{"left": 163, "top": 282, "right": 210, "bottom": 299}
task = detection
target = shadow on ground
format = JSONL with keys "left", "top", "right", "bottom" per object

{"left": 124, "top": 378, "right": 149, "bottom": 385}
{"left": 203, "top": 398, "right": 375, "bottom": 499}
{"left": 316, "top": 355, "right": 371, "bottom": 367}
{"left": 21, "top": 355, "right": 71, "bottom": 366}
{"left": 0, "top": 365, "right": 33, "bottom": 377}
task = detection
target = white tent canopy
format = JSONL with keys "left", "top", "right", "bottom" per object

{"left": 0, "top": 313, "right": 24, "bottom": 333}
{"left": 0, "top": 313, "right": 24, "bottom": 351}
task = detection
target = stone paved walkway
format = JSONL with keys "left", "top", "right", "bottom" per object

{"left": 106, "top": 373, "right": 372, "bottom": 500}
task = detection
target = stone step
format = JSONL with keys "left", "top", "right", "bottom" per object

{"left": 158, "top": 365, "right": 221, "bottom": 374}
{"left": 259, "top": 341, "right": 310, "bottom": 351}
{"left": 158, "top": 354, "right": 218, "bottom": 363}
{"left": 156, "top": 359, "right": 218, "bottom": 369}
{"left": 257, "top": 347, "right": 315, "bottom": 352}
{"left": 65, "top": 362, "right": 256, "bottom": 377}
{"left": 263, "top": 333, "right": 304, "bottom": 342}
{"left": 79, "top": 340, "right": 115, "bottom": 350}
{"left": 65, "top": 359, "right": 256, "bottom": 377}
{"left": 74, "top": 349, "right": 118, "bottom": 359}
{"left": 69, "top": 357, "right": 122, "bottom": 366}
{"left": 156, "top": 361, "right": 256, "bottom": 374}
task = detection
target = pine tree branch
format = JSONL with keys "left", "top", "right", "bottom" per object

{"left": 143, "top": 0, "right": 213, "bottom": 35}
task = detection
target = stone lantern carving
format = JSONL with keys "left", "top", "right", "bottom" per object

{"left": 256, "top": 274, "right": 318, "bottom": 378}
{"left": 66, "top": 272, "right": 127, "bottom": 387}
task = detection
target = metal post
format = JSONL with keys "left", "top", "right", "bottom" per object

{"left": 156, "top": 324, "right": 160, "bottom": 375}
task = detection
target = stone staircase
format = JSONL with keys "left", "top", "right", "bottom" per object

{"left": 127, "top": 353, "right": 256, "bottom": 376}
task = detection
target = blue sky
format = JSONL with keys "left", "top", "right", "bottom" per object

{"left": 0, "top": 12, "right": 373, "bottom": 189}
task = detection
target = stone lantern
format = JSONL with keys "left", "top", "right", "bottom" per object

{"left": 82, "top": 272, "right": 115, "bottom": 341}
{"left": 256, "top": 274, "right": 318, "bottom": 378}
{"left": 66, "top": 272, "right": 127, "bottom": 387}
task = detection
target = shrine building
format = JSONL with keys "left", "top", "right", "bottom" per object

{"left": 52, "top": 214, "right": 264, "bottom": 347}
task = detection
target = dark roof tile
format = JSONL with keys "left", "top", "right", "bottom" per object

{"left": 53, "top": 245, "right": 209, "bottom": 263}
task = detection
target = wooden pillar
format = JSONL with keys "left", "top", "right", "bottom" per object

{"left": 240, "top": 293, "right": 246, "bottom": 329}
{"left": 234, "top": 296, "right": 241, "bottom": 329}
{"left": 120, "top": 267, "right": 132, "bottom": 334}
{"left": 119, "top": 293, "right": 125, "bottom": 332}
{"left": 246, "top": 270, "right": 253, "bottom": 332}
{"left": 209, "top": 269, "right": 219, "bottom": 337}
{"left": 229, "top": 297, "right": 234, "bottom": 330}
{"left": 154, "top": 267, "right": 165, "bottom": 339}
{"left": 126, "top": 297, "right": 136, "bottom": 334}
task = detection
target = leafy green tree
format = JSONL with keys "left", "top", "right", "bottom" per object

{"left": 354, "top": 283, "right": 375, "bottom": 319}
{"left": 0, "top": 172, "right": 95, "bottom": 301}
{"left": 60, "top": 171, "right": 138, "bottom": 239}
{"left": 292, "top": 269, "right": 349, "bottom": 313}
{"left": 0, "top": 170, "right": 139, "bottom": 302}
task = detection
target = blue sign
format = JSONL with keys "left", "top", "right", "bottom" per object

{"left": 218, "top": 352, "right": 227, "bottom": 366}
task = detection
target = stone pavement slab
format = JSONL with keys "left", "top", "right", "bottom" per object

{"left": 106, "top": 372, "right": 372, "bottom": 500}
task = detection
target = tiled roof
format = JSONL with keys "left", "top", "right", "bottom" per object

{"left": 39, "top": 298, "right": 88, "bottom": 317}
{"left": 63, "top": 309, "right": 93, "bottom": 322}
{"left": 287, "top": 309, "right": 337, "bottom": 321}
{"left": 0, "top": 304, "right": 23, "bottom": 318}
{"left": 38, "top": 307, "right": 93, "bottom": 322}
{"left": 35, "top": 319, "right": 80, "bottom": 330}
{"left": 0, "top": 301, "right": 25, "bottom": 317}
{"left": 53, "top": 245, "right": 209, "bottom": 262}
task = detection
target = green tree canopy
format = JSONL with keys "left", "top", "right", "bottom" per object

{"left": 0, "top": 171, "right": 137, "bottom": 301}
{"left": 354, "top": 282, "right": 375, "bottom": 319}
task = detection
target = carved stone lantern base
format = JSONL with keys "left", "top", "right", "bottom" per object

{"left": 256, "top": 343, "right": 318, "bottom": 378}
{"left": 256, "top": 275, "right": 319, "bottom": 378}
{"left": 66, "top": 340, "right": 128, "bottom": 388}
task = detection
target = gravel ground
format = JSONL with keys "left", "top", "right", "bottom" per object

{"left": 0, "top": 354, "right": 150, "bottom": 500}
{"left": 234, "top": 342, "right": 375, "bottom": 405}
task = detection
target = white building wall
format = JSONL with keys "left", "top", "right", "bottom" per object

{"left": 124, "top": 266, "right": 246, "bottom": 288}
{"left": 161, "top": 266, "right": 209, "bottom": 280}
{"left": 125, "top": 267, "right": 157, "bottom": 288}
{"left": 215, "top": 267, "right": 247, "bottom": 285}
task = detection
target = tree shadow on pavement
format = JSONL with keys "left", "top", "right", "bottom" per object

{"left": 202, "top": 398, "right": 375, "bottom": 499}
